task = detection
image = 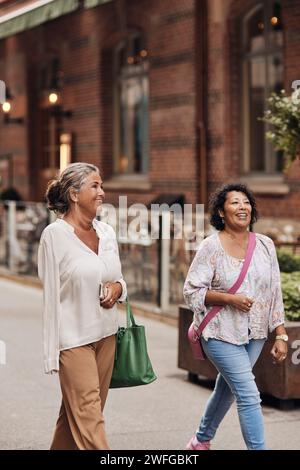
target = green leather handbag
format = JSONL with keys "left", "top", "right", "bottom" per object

{"left": 110, "top": 298, "right": 157, "bottom": 388}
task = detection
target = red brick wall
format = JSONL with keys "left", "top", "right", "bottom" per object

{"left": 283, "top": 0, "right": 300, "bottom": 187}
{"left": 0, "top": 34, "right": 29, "bottom": 198}
{"left": 145, "top": 0, "right": 197, "bottom": 205}
{"left": 1, "top": 0, "right": 300, "bottom": 221}
{"left": 99, "top": 0, "right": 198, "bottom": 206}
{"left": 206, "top": 0, "right": 300, "bottom": 219}
{"left": 0, "top": 0, "right": 198, "bottom": 206}
{"left": 1, "top": 4, "right": 114, "bottom": 200}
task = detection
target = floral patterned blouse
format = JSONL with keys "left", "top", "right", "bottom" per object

{"left": 183, "top": 232, "right": 285, "bottom": 345}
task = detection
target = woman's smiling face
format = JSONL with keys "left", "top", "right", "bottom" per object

{"left": 75, "top": 172, "right": 105, "bottom": 217}
{"left": 220, "top": 191, "right": 252, "bottom": 230}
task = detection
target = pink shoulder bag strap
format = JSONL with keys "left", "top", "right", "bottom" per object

{"left": 188, "top": 232, "right": 256, "bottom": 359}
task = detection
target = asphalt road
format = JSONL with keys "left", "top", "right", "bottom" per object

{"left": 0, "top": 279, "right": 299, "bottom": 450}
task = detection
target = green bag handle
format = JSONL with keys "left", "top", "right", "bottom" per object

{"left": 126, "top": 297, "right": 137, "bottom": 327}
{"left": 114, "top": 298, "right": 136, "bottom": 361}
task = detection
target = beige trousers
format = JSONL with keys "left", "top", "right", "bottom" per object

{"left": 50, "top": 334, "right": 116, "bottom": 450}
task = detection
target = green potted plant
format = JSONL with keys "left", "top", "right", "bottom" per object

{"left": 281, "top": 271, "right": 300, "bottom": 321}
{"left": 261, "top": 88, "right": 300, "bottom": 165}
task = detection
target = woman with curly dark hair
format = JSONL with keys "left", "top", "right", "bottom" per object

{"left": 184, "top": 183, "right": 287, "bottom": 450}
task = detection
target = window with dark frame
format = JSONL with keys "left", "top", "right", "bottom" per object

{"left": 242, "top": 0, "right": 283, "bottom": 174}
{"left": 40, "top": 106, "right": 62, "bottom": 170}
{"left": 114, "top": 33, "right": 149, "bottom": 175}
{"left": 38, "top": 58, "right": 64, "bottom": 170}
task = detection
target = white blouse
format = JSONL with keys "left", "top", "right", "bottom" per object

{"left": 38, "top": 218, "right": 127, "bottom": 374}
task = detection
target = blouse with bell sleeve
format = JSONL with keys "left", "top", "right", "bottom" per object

{"left": 265, "top": 238, "right": 285, "bottom": 332}
{"left": 38, "top": 218, "right": 127, "bottom": 374}
{"left": 183, "top": 233, "right": 285, "bottom": 345}
{"left": 183, "top": 237, "right": 215, "bottom": 318}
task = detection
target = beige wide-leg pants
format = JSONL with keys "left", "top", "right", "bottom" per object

{"left": 50, "top": 334, "right": 116, "bottom": 450}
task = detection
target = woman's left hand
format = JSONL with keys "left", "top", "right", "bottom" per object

{"left": 270, "top": 340, "right": 288, "bottom": 364}
{"left": 100, "top": 282, "right": 122, "bottom": 309}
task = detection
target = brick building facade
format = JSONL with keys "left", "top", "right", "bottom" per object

{"left": 0, "top": 0, "right": 299, "bottom": 223}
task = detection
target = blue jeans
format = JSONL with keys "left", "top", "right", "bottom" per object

{"left": 197, "top": 338, "right": 266, "bottom": 450}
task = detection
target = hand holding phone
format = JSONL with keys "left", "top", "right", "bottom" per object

{"left": 99, "top": 282, "right": 107, "bottom": 301}
{"left": 99, "top": 282, "right": 122, "bottom": 309}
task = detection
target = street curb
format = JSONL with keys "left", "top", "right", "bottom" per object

{"left": 0, "top": 271, "right": 178, "bottom": 328}
{"left": 0, "top": 270, "right": 41, "bottom": 289}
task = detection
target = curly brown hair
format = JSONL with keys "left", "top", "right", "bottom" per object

{"left": 209, "top": 183, "right": 258, "bottom": 231}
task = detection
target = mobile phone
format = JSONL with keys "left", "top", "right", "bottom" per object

{"left": 99, "top": 282, "right": 106, "bottom": 300}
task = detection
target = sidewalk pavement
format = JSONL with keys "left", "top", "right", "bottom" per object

{"left": 0, "top": 277, "right": 299, "bottom": 450}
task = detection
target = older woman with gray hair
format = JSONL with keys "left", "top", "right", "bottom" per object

{"left": 38, "top": 162, "right": 127, "bottom": 450}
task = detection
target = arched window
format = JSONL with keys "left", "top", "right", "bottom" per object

{"left": 114, "top": 33, "right": 149, "bottom": 175}
{"left": 242, "top": 1, "right": 283, "bottom": 173}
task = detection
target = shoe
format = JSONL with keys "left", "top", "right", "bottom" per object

{"left": 186, "top": 435, "right": 211, "bottom": 450}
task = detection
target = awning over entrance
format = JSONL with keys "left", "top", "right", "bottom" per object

{"left": 84, "top": 0, "right": 113, "bottom": 8}
{"left": 0, "top": 0, "right": 79, "bottom": 40}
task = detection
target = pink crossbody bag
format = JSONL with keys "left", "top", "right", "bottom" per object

{"left": 188, "top": 232, "right": 256, "bottom": 360}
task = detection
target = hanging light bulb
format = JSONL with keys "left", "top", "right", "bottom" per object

{"left": 1, "top": 86, "right": 12, "bottom": 113}
{"left": 48, "top": 92, "right": 59, "bottom": 104}
{"left": 1, "top": 86, "right": 24, "bottom": 124}
{"left": 2, "top": 101, "right": 11, "bottom": 113}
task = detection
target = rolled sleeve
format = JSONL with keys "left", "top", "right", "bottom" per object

{"left": 108, "top": 226, "right": 127, "bottom": 303}
{"left": 183, "top": 239, "right": 214, "bottom": 316}
{"left": 117, "top": 277, "right": 127, "bottom": 303}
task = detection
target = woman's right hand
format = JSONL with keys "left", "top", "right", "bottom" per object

{"left": 100, "top": 282, "right": 122, "bottom": 309}
{"left": 227, "top": 293, "right": 254, "bottom": 313}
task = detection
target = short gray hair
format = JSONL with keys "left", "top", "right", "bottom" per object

{"left": 45, "top": 162, "right": 100, "bottom": 214}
